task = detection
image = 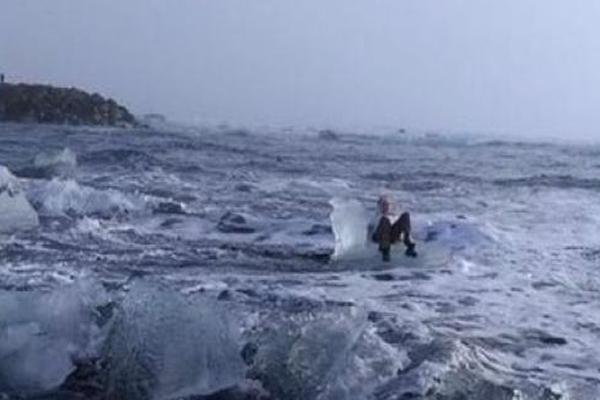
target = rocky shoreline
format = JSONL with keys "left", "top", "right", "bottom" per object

{"left": 0, "top": 83, "right": 138, "bottom": 127}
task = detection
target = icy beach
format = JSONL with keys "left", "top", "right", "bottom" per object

{"left": 1, "top": 123, "right": 599, "bottom": 399}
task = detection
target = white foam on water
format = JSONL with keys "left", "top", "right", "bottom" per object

{"left": 2, "top": 124, "right": 600, "bottom": 398}
{"left": 422, "top": 218, "right": 496, "bottom": 252}
{"left": 27, "top": 178, "right": 145, "bottom": 217}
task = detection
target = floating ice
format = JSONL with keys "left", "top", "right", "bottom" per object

{"left": 329, "top": 198, "right": 369, "bottom": 259}
{"left": 103, "top": 281, "right": 245, "bottom": 400}
{"left": 2, "top": 115, "right": 600, "bottom": 398}
{"left": 251, "top": 310, "right": 406, "bottom": 400}
{"left": 27, "top": 179, "right": 144, "bottom": 218}
{"left": 423, "top": 220, "right": 494, "bottom": 251}
{"left": 0, "top": 277, "right": 108, "bottom": 395}
{"left": 329, "top": 199, "right": 456, "bottom": 264}
{"left": 34, "top": 147, "right": 77, "bottom": 177}
{"left": 0, "top": 165, "right": 39, "bottom": 233}
{"left": 375, "top": 338, "right": 525, "bottom": 400}
{"left": 16, "top": 148, "right": 77, "bottom": 179}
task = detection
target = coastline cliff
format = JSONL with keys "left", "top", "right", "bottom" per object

{"left": 0, "top": 83, "right": 138, "bottom": 127}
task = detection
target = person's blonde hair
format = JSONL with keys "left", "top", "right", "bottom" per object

{"left": 377, "top": 194, "right": 395, "bottom": 214}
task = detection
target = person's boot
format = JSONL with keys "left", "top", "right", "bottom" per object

{"left": 405, "top": 242, "right": 417, "bottom": 258}
{"left": 381, "top": 247, "right": 391, "bottom": 262}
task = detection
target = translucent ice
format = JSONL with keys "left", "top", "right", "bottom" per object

{"left": 103, "top": 281, "right": 245, "bottom": 400}
{"left": 329, "top": 198, "right": 369, "bottom": 259}
{"left": 27, "top": 178, "right": 144, "bottom": 218}
{"left": 0, "top": 165, "right": 39, "bottom": 233}
{"left": 33, "top": 147, "right": 77, "bottom": 178}
{"left": 0, "top": 277, "right": 107, "bottom": 394}
{"left": 251, "top": 310, "right": 405, "bottom": 400}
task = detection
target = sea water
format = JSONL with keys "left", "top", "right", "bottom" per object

{"left": 0, "top": 122, "right": 599, "bottom": 399}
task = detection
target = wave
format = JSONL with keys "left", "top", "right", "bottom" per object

{"left": 80, "top": 148, "right": 164, "bottom": 170}
{"left": 374, "top": 337, "right": 523, "bottom": 400}
{"left": 494, "top": 174, "right": 600, "bottom": 191}
{"left": 363, "top": 172, "right": 482, "bottom": 191}
{"left": 423, "top": 219, "right": 496, "bottom": 250}
{"left": 245, "top": 308, "right": 567, "bottom": 400}
{"left": 16, "top": 147, "right": 77, "bottom": 179}
{"left": 0, "top": 274, "right": 585, "bottom": 399}
{"left": 27, "top": 179, "right": 145, "bottom": 219}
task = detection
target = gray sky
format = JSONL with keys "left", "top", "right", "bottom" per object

{"left": 2, "top": 1, "right": 600, "bottom": 138}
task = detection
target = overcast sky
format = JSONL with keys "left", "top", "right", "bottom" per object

{"left": 2, "top": 1, "right": 600, "bottom": 138}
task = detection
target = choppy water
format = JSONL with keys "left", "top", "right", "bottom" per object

{"left": 1, "top": 122, "right": 600, "bottom": 399}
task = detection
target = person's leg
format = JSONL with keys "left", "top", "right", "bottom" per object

{"left": 372, "top": 217, "right": 392, "bottom": 261}
{"left": 393, "top": 212, "right": 417, "bottom": 257}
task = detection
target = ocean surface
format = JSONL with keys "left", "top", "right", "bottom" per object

{"left": 1, "top": 122, "right": 599, "bottom": 399}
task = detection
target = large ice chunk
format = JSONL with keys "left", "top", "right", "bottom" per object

{"left": 251, "top": 310, "right": 406, "bottom": 400}
{"left": 33, "top": 147, "right": 77, "bottom": 178}
{"left": 103, "top": 281, "right": 245, "bottom": 400}
{"left": 0, "top": 165, "right": 39, "bottom": 233}
{"left": 423, "top": 219, "right": 496, "bottom": 251}
{"left": 329, "top": 198, "right": 369, "bottom": 259}
{"left": 16, "top": 148, "right": 77, "bottom": 179}
{"left": 27, "top": 178, "right": 144, "bottom": 218}
{"left": 0, "top": 278, "right": 108, "bottom": 394}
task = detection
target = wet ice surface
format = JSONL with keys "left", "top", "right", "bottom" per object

{"left": 1, "top": 122, "right": 600, "bottom": 399}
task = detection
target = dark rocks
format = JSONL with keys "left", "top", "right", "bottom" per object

{"left": 458, "top": 296, "right": 479, "bottom": 307}
{"left": 0, "top": 83, "right": 137, "bottom": 127}
{"left": 236, "top": 288, "right": 259, "bottom": 298}
{"left": 317, "top": 129, "right": 339, "bottom": 141}
{"left": 400, "top": 180, "right": 445, "bottom": 191}
{"left": 235, "top": 183, "right": 254, "bottom": 192}
{"left": 153, "top": 201, "right": 186, "bottom": 215}
{"left": 224, "top": 128, "right": 251, "bottom": 137}
{"left": 373, "top": 273, "right": 396, "bottom": 282}
{"left": 302, "top": 224, "right": 332, "bottom": 236}
{"left": 241, "top": 342, "right": 258, "bottom": 366}
{"left": 222, "top": 212, "right": 246, "bottom": 225}
{"left": 363, "top": 172, "right": 404, "bottom": 181}
{"left": 59, "top": 358, "right": 106, "bottom": 400}
{"left": 217, "top": 211, "right": 256, "bottom": 234}
{"left": 531, "top": 281, "right": 558, "bottom": 290}
{"left": 160, "top": 217, "right": 183, "bottom": 228}
{"left": 371, "top": 272, "right": 431, "bottom": 282}
{"left": 524, "top": 329, "right": 568, "bottom": 346}
{"left": 197, "top": 382, "right": 270, "bottom": 400}
{"left": 217, "top": 289, "right": 232, "bottom": 301}
{"left": 539, "top": 336, "right": 568, "bottom": 346}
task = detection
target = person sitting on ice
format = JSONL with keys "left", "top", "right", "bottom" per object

{"left": 371, "top": 194, "right": 417, "bottom": 261}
